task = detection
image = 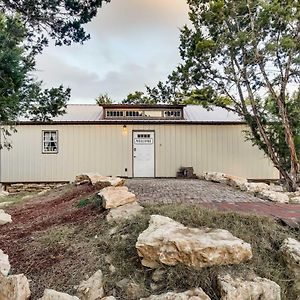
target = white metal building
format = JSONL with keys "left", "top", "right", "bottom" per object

{"left": 0, "top": 104, "right": 279, "bottom": 183}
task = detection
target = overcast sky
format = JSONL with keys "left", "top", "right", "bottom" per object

{"left": 34, "top": 0, "right": 189, "bottom": 104}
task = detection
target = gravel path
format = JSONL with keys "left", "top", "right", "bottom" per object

{"left": 125, "top": 178, "right": 265, "bottom": 204}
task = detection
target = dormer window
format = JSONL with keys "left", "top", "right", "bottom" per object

{"left": 103, "top": 105, "right": 184, "bottom": 120}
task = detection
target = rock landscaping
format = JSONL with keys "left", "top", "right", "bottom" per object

{"left": 4, "top": 183, "right": 62, "bottom": 194}
{"left": 75, "top": 270, "right": 104, "bottom": 300}
{"left": 140, "top": 288, "right": 211, "bottom": 300}
{"left": 218, "top": 274, "right": 281, "bottom": 300}
{"left": 106, "top": 201, "right": 144, "bottom": 221}
{"left": 0, "top": 273, "right": 31, "bottom": 300}
{"left": 203, "top": 171, "right": 300, "bottom": 203}
{"left": 0, "top": 249, "right": 10, "bottom": 276}
{"left": 280, "top": 238, "right": 300, "bottom": 297}
{"left": 0, "top": 177, "right": 299, "bottom": 299}
{"left": 136, "top": 215, "right": 252, "bottom": 269}
{"left": 100, "top": 186, "right": 136, "bottom": 209}
{"left": 0, "top": 209, "right": 12, "bottom": 225}
{"left": 75, "top": 174, "right": 125, "bottom": 187}
{"left": 98, "top": 182, "right": 144, "bottom": 221}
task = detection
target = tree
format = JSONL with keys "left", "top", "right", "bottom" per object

{"left": 153, "top": 0, "right": 300, "bottom": 191}
{"left": 95, "top": 93, "right": 113, "bottom": 105}
{"left": 0, "top": 14, "right": 69, "bottom": 148}
{"left": 122, "top": 91, "right": 155, "bottom": 104}
{"left": 0, "top": 0, "right": 110, "bottom": 51}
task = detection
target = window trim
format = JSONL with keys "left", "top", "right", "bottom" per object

{"left": 42, "top": 130, "right": 59, "bottom": 154}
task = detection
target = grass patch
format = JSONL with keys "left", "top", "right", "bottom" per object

{"left": 37, "top": 226, "right": 76, "bottom": 247}
{"left": 0, "top": 192, "right": 35, "bottom": 207}
{"left": 104, "top": 204, "right": 299, "bottom": 300}
{"left": 75, "top": 194, "right": 103, "bottom": 209}
{"left": 28, "top": 203, "right": 299, "bottom": 299}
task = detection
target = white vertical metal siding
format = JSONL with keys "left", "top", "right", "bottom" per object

{"left": 0, "top": 124, "right": 278, "bottom": 182}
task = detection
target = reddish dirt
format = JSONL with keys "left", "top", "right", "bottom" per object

{"left": 0, "top": 184, "right": 103, "bottom": 272}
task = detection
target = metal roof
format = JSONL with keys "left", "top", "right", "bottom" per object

{"left": 18, "top": 104, "right": 244, "bottom": 124}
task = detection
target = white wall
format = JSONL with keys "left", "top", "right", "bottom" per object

{"left": 0, "top": 124, "right": 279, "bottom": 182}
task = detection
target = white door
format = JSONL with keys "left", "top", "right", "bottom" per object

{"left": 133, "top": 131, "right": 155, "bottom": 177}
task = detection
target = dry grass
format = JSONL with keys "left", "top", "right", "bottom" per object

{"left": 25, "top": 202, "right": 299, "bottom": 299}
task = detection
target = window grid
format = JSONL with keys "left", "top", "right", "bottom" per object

{"left": 105, "top": 109, "right": 182, "bottom": 119}
{"left": 42, "top": 131, "right": 58, "bottom": 154}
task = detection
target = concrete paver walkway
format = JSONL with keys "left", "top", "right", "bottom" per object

{"left": 126, "top": 179, "right": 300, "bottom": 227}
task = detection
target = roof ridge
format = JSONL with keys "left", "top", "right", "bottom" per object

{"left": 67, "top": 104, "right": 99, "bottom": 106}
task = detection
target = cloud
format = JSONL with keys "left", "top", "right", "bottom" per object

{"left": 34, "top": 0, "right": 190, "bottom": 103}
{"left": 36, "top": 55, "right": 172, "bottom": 102}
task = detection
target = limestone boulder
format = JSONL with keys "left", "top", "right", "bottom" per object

{"left": 76, "top": 270, "right": 104, "bottom": 300}
{"left": 140, "top": 288, "right": 211, "bottom": 300}
{"left": 107, "top": 202, "right": 144, "bottom": 221}
{"left": 290, "top": 196, "right": 300, "bottom": 204}
{"left": 257, "top": 190, "right": 289, "bottom": 203}
{"left": 269, "top": 185, "right": 284, "bottom": 192}
{"left": 39, "top": 289, "right": 80, "bottom": 300}
{"left": 225, "top": 175, "right": 247, "bottom": 190}
{"left": 0, "top": 273, "right": 31, "bottom": 300}
{"left": 0, "top": 209, "right": 12, "bottom": 225}
{"left": 204, "top": 172, "right": 227, "bottom": 184}
{"left": 75, "top": 173, "right": 124, "bottom": 187}
{"left": 136, "top": 215, "right": 252, "bottom": 269}
{"left": 0, "top": 249, "right": 10, "bottom": 276}
{"left": 218, "top": 274, "right": 281, "bottom": 300}
{"left": 244, "top": 182, "right": 270, "bottom": 194}
{"left": 280, "top": 238, "right": 300, "bottom": 295}
{"left": 101, "top": 297, "right": 116, "bottom": 300}
{"left": 99, "top": 186, "right": 136, "bottom": 209}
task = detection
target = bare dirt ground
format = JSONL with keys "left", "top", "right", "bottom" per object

{"left": 0, "top": 184, "right": 107, "bottom": 298}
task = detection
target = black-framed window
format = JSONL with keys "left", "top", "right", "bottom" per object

{"left": 42, "top": 130, "right": 58, "bottom": 154}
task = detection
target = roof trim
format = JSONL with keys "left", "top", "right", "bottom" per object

{"left": 101, "top": 104, "right": 186, "bottom": 109}
{"left": 16, "top": 120, "right": 246, "bottom": 125}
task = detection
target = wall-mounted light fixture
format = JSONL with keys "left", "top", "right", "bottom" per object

{"left": 122, "top": 125, "right": 128, "bottom": 134}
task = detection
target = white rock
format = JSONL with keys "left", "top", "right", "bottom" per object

{"left": 281, "top": 238, "right": 300, "bottom": 295}
{"left": 258, "top": 190, "right": 289, "bottom": 203}
{"left": 136, "top": 215, "right": 252, "bottom": 269}
{"left": 99, "top": 186, "right": 136, "bottom": 209}
{"left": 218, "top": 274, "right": 281, "bottom": 300}
{"left": 204, "top": 172, "right": 227, "bottom": 184}
{"left": 225, "top": 175, "right": 248, "bottom": 190}
{"left": 101, "top": 297, "right": 116, "bottom": 300}
{"left": 0, "top": 249, "right": 10, "bottom": 276}
{"left": 140, "top": 288, "right": 211, "bottom": 300}
{"left": 75, "top": 173, "right": 124, "bottom": 187}
{"left": 0, "top": 273, "right": 31, "bottom": 300}
{"left": 39, "top": 289, "right": 80, "bottom": 300}
{"left": 244, "top": 182, "right": 270, "bottom": 193}
{"left": 269, "top": 184, "right": 284, "bottom": 192}
{"left": 0, "top": 209, "right": 12, "bottom": 225}
{"left": 290, "top": 196, "right": 300, "bottom": 204}
{"left": 106, "top": 201, "right": 144, "bottom": 221}
{"left": 76, "top": 270, "right": 104, "bottom": 300}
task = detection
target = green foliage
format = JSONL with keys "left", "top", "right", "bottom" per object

{"left": 76, "top": 194, "right": 103, "bottom": 209}
{"left": 122, "top": 91, "right": 155, "bottom": 104}
{"left": 95, "top": 93, "right": 113, "bottom": 105}
{"left": 0, "top": 0, "right": 111, "bottom": 51}
{"left": 146, "top": 0, "right": 300, "bottom": 189}
{"left": 245, "top": 93, "right": 300, "bottom": 172}
{"left": 0, "top": 14, "right": 70, "bottom": 148}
